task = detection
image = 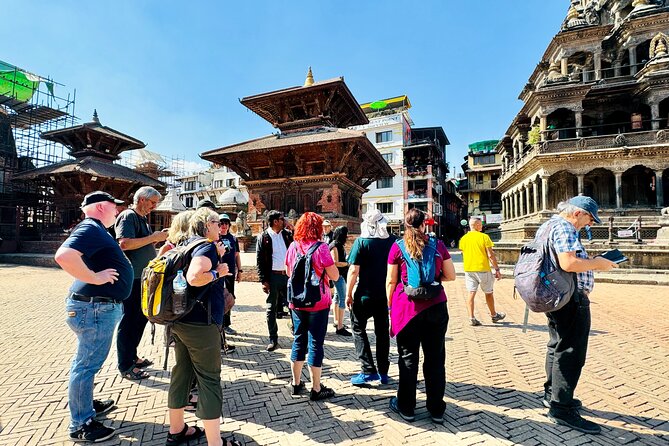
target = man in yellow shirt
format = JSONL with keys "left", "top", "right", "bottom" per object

{"left": 458, "top": 217, "right": 505, "bottom": 326}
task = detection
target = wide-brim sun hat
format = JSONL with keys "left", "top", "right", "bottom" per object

{"left": 361, "top": 208, "right": 390, "bottom": 239}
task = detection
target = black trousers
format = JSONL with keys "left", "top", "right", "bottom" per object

{"left": 222, "top": 276, "right": 235, "bottom": 328}
{"left": 544, "top": 290, "right": 591, "bottom": 412}
{"left": 266, "top": 273, "right": 288, "bottom": 342}
{"left": 350, "top": 294, "right": 390, "bottom": 375}
{"left": 117, "top": 279, "right": 149, "bottom": 373}
{"left": 395, "top": 302, "right": 449, "bottom": 417}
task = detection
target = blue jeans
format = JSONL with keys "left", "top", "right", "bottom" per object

{"left": 332, "top": 276, "right": 346, "bottom": 309}
{"left": 291, "top": 308, "right": 329, "bottom": 367}
{"left": 65, "top": 297, "right": 123, "bottom": 432}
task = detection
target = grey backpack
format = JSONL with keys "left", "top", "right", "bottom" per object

{"left": 513, "top": 221, "right": 576, "bottom": 313}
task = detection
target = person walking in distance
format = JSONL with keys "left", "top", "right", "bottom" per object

{"left": 347, "top": 209, "right": 396, "bottom": 386}
{"left": 115, "top": 186, "right": 168, "bottom": 380}
{"left": 459, "top": 217, "right": 505, "bottom": 326}
{"left": 329, "top": 225, "right": 352, "bottom": 336}
{"left": 55, "top": 191, "right": 133, "bottom": 443}
{"left": 256, "top": 210, "right": 293, "bottom": 351}
{"left": 539, "top": 196, "right": 617, "bottom": 435}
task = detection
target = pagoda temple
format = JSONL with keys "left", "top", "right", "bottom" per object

{"left": 13, "top": 111, "right": 164, "bottom": 229}
{"left": 201, "top": 69, "right": 394, "bottom": 232}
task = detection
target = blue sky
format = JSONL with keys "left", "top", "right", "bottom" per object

{"left": 4, "top": 1, "right": 568, "bottom": 176}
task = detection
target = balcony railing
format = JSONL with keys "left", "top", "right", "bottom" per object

{"left": 500, "top": 128, "right": 665, "bottom": 182}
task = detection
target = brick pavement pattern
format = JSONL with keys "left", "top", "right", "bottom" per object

{"left": 0, "top": 264, "right": 667, "bottom": 445}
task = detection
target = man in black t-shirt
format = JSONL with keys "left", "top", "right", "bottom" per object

{"left": 114, "top": 186, "right": 167, "bottom": 380}
{"left": 55, "top": 191, "right": 133, "bottom": 443}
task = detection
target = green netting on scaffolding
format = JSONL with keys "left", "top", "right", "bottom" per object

{"left": 0, "top": 60, "right": 54, "bottom": 103}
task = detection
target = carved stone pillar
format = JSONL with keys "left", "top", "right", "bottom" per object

{"left": 614, "top": 60, "right": 621, "bottom": 77}
{"left": 561, "top": 58, "right": 568, "bottom": 75}
{"left": 541, "top": 176, "right": 549, "bottom": 211}
{"left": 615, "top": 172, "right": 623, "bottom": 208}
{"left": 651, "top": 102, "right": 661, "bottom": 130}
{"left": 514, "top": 192, "right": 519, "bottom": 219}
{"left": 501, "top": 195, "right": 506, "bottom": 220}
{"left": 656, "top": 170, "right": 665, "bottom": 208}
{"left": 575, "top": 108, "right": 583, "bottom": 137}
{"left": 577, "top": 174, "right": 585, "bottom": 195}
{"left": 533, "top": 181, "right": 539, "bottom": 214}
{"left": 525, "top": 187, "right": 531, "bottom": 216}
{"left": 540, "top": 116, "right": 548, "bottom": 142}
{"left": 629, "top": 46, "right": 638, "bottom": 75}
{"left": 594, "top": 52, "right": 602, "bottom": 80}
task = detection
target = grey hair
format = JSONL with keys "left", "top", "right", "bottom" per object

{"left": 469, "top": 216, "right": 482, "bottom": 227}
{"left": 133, "top": 186, "right": 162, "bottom": 205}
{"left": 189, "top": 208, "right": 219, "bottom": 238}
{"left": 556, "top": 201, "right": 582, "bottom": 216}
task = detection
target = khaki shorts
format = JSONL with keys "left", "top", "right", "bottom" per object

{"left": 464, "top": 271, "right": 494, "bottom": 293}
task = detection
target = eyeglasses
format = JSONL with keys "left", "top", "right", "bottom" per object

{"left": 208, "top": 220, "right": 220, "bottom": 226}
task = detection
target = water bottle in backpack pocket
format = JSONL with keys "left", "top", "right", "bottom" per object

{"left": 287, "top": 241, "right": 325, "bottom": 309}
{"left": 172, "top": 270, "right": 187, "bottom": 315}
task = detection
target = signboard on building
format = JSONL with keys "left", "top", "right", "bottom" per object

{"left": 485, "top": 214, "right": 503, "bottom": 224}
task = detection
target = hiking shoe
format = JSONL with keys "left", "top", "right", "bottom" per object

{"left": 543, "top": 395, "right": 583, "bottom": 410}
{"left": 266, "top": 341, "right": 278, "bottom": 352}
{"left": 351, "top": 373, "right": 380, "bottom": 386}
{"left": 491, "top": 312, "right": 506, "bottom": 323}
{"left": 389, "top": 397, "right": 415, "bottom": 422}
{"left": 430, "top": 413, "right": 445, "bottom": 425}
{"left": 93, "top": 399, "right": 115, "bottom": 417}
{"left": 310, "top": 384, "right": 335, "bottom": 401}
{"left": 69, "top": 419, "right": 115, "bottom": 443}
{"left": 223, "top": 326, "right": 237, "bottom": 335}
{"left": 222, "top": 343, "right": 236, "bottom": 354}
{"left": 379, "top": 374, "right": 390, "bottom": 385}
{"left": 547, "top": 409, "right": 601, "bottom": 434}
{"left": 470, "top": 318, "right": 482, "bottom": 326}
{"left": 335, "top": 327, "right": 352, "bottom": 336}
{"left": 291, "top": 382, "right": 305, "bottom": 395}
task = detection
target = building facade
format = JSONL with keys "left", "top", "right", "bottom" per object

{"left": 458, "top": 140, "right": 502, "bottom": 224}
{"left": 497, "top": 0, "right": 669, "bottom": 241}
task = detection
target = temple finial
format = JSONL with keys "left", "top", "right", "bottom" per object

{"left": 304, "top": 67, "right": 314, "bottom": 87}
{"left": 92, "top": 109, "right": 100, "bottom": 124}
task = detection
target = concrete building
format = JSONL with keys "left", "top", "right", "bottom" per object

{"left": 352, "top": 96, "right": 412, "bottom": 233}
{"left": 458, "top": 140, "right": 503, "bottom": 233}
{"left": 177, "top": 166, "right": 247, "bottom": 212}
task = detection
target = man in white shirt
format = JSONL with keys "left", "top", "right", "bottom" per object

{"left": 256, "top": 210, "right": 293, "bottom": 351}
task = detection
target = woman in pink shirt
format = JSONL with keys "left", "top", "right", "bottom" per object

{"left": 386, "top": 209, "right": 456, "bottom": 423}
{"left": 285, "top": 212, "right": 340, "bottom": 401}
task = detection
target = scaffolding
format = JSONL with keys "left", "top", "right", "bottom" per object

{"left": 118, "top": 149, "right": 186, "bottom": 190}
{"left": 0, "top": 60, "right": 76, "bottom": 241}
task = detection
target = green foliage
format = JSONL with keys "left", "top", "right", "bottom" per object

{"left": 527, "top": 126, "right": 541, "bottom": 145}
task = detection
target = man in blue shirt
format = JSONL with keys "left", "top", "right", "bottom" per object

{"left": 55, "top": 191, "right": 133, "bottom": 443}
{"left": 535, "top": 196, "right": 617, "bottom": 435}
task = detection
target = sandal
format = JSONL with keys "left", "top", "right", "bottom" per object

{"left": 120, "top": 368, "right": 150, "bottom": 381}
{"left": 135, "top": 358, "right": 154, "bottom": 368}
{"left": 166, "top": 423, "right": 204, "bottom": 446}
{"left": 184, "top": 394, "right": 197, "bottom": 412}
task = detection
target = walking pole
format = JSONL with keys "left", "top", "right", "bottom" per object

{"left": 522, "top": 304, "right": 530, "bottom": 333}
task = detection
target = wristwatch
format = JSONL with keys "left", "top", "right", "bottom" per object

{"left": 210, "top": 270, "right": 219, "bottom": 280}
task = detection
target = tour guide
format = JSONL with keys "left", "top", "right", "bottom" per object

{"left": 55, "top": 191, "right": 133, "bottom": 443}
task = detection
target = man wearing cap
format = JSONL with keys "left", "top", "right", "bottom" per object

{"left": 219, "top": 213, "right": 242, "bottom": 337}
{"left": 536, "top": 196, "right": 617, "bottom": 434}
{"left": 322, "top": 220, "right": 334, "bottom": 244}
{"left": 196, "top": 198, "right": 219, "bottom": 210}
{"left": 256, "top": 210, "right": 293, "bottom": 351}
{"left": 55, "top": 191, "right": 133, "bottom": 442}
{"left": 346, "top": 209, "right": 396, "bottom": 386}
{"left": 114, "top": 186, "right": 167, "bottom": 380}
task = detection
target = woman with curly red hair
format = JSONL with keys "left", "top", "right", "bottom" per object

{"left": 285, "top": 212, "right": 340, "bottom": 401}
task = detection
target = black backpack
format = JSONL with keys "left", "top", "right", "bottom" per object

{"left": 513, "top": 221, "right": 576, "bottom": 313}
{"left": 141, "top": 237, "right": 211, "bottom": 325}
{"left": 287, "top": 241, "right": 325, "bottom": 309}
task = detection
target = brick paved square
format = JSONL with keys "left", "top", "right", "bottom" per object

{"left": 0, "top": 264, "right": 667, "bottom": 445}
